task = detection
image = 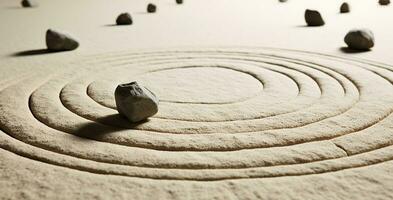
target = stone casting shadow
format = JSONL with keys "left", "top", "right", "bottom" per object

{"left": 74, "top": 114, "right": 148, "bottom": 140}
{"left": 5, "top": 6, "right": 25, "bottom": 9}
{"left": 103, "top": 24, "right": 121, "bottom": 27}
{"left": 339, "top": 47, "right": 371, "bottom": 54}
{"left": 11, "top": 49, "right": 59, "bottom": 57}
{"left": 295, "top": 25, "right": 323, "bottom": 28}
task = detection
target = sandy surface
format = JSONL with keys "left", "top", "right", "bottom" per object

{"left": 1, "top": 0, "right": 393, "bottom": 199}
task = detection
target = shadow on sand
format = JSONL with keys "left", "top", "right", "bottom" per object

{"left": 11, "top": 49, "right": 59, "bottom": 57}
{"left": 103, "top": 24, "right": 121, "bottom": 27}
{"left": 4, "top": 6, "right": 26, "bottom": 9}
{"left": 74, "top": 114, "right": 148, "bottom": 139}
{"left": 295, "top": 25, "right": 324, "bottom": 28}
{"left": 339, "top": 47, "right": 371, "bottom": 54}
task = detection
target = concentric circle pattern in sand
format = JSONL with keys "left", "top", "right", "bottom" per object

{"left": 1, "top": 47, "right": 393, "bottom": 181}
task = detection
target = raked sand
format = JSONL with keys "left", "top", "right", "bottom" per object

{"left": 1, "top": 0, "right": 393, "bottom": 199}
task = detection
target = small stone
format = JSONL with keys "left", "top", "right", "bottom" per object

{"left": 344, "top": 29, "right": 375, "bottom": 50}
{"left": 304, "top": 9, "right": 325, "bottom": 26}
{"left": 21, "top": 0, "right": 38, "bottom": 7}
{"left": 176, "top": 0, "right": 183, "bottom": 4}
{"left": 279, "top": 0, "right": 288, "bottom": 2}
{"left": 116, "top": 13, "right": 133, "bottom": 25}
{"left": 115, "top": 82, "right": 159, "bottom": 123}
{"left": 46, "top": 29, "right": 79, "bottom": 51}
{"left": 379, "top": 0, "right": 390, "bottom": 5}
{"left": 147, "top": 3, "right": 157, "bottom": 13}
{"left": 340, "top": 2, "right": 350, "bottom": 13}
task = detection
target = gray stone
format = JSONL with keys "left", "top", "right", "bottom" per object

{"left": 21, "top": 0, "right": 38, "bottom": 7}
{"left": 46, "top": 29, "right": 79, "bottom": 51}
{"left": 304, "top": 9, "right": 325, "bottom": 26}
{"left": 340, "top": 2, "right": 350, "bottom": 13}
{"left": 279, "top": 0, "right": 288, "bottom": 2}
{"left": 344, "top": 29, "right": 374, "bottom": 50}
{"left": 115, "top": 82, "right": 159, "bottom": 123}
{"left": 147, "top": 3, "right": 156, "bottom": 13}
{"left": 176, "top": 0, "right": 183, "bottom": 4}
{"left": 116, "top": 13, "right": 132, "bottom": 25}
{"left": 379, "top": 0, "right": 390, "bottom": 5}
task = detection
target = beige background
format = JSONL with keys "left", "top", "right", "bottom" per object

{"left": 1, "top": 0, "right": 393, "bottom": 60}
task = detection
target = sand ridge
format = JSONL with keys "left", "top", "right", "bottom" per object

{"left": 1, "top": 48, "right": 393, "bottom": 183}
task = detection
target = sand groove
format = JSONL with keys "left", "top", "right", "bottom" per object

{"left": 2, "top": 48, "right": 393, "bottom": 180}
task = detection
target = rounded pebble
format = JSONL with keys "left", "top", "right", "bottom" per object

{"left": 46, "top": 29, "right": 79, "bottom": 51}
{"left": 344, "top": 29, "right": 375, "bottom": 51}
{"left": 147, "top": 3, "right": 157, "bottom": 13}
{"left": 21, "top": 0, "right": 38, "bottom": 8}
{"left": 379, "top": 0, "right": 390, "bottom": 5}
{"left": 116, "top": 13, "right": 133, "bottom": 25}
{"left": 304, "top": 9, "right": 325, "bottom": 26}
{"left": 115, "top": 82, "right": 159, "bottom": 123}
{"left": 340, "top": 2, "right": 350, "bottom": 13}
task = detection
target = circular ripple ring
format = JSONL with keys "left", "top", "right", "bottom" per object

{"left": 1, "top": 47, "right": 393, "bottom": 181}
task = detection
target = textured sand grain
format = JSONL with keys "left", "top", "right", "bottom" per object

{"left": 1, "top": 0, "right": 393, "bottom": 199}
